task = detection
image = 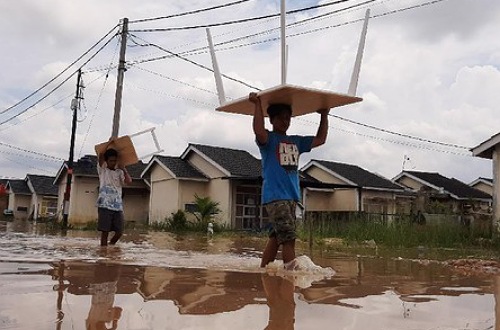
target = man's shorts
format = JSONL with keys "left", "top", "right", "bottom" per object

{"left": 97, "top": 207, "right": 124, "bottom": 233}
{"left": 265, "top": 200, "right": 297, "bottom": 245}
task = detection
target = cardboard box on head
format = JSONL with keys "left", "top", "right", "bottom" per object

{"left": 94, "top": 136, "right": 139, "bottom": 167}
{"left": 216, "top": 84, "right": 362, "bottom": 117}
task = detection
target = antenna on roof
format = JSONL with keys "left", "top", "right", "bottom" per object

{"left": 348, "top": 9, "right": 370, "bottom": 96}
{"left": 206, "top": 28, "right": 226, "bottom": 106}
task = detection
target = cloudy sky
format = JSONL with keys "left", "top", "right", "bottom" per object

{"left": 0, "top": 0, "right": 499, "bottom": 184}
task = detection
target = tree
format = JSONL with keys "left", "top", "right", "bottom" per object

{"left": 189, "top": 194, "right": 221, "bottom": 225}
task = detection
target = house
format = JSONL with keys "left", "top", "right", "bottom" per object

{"left": 53, "top": 155, "right": 149, "bottom": 225}
{"left": 393, "top": 171, "right": 492, "bottom": 215}
{"left": 25, "top": 174, "right": 58, "bottom": 220}
{"left": 471, "top": 132, "right": 500, "bottom": 226}
{"left": 142, "top": 143, "right": 263, "bottom": 229}
{"left": 0, "top": 179, "right": 8, "bottom": 213}
{"left": 5, "top": 179, "right": 31, "bottom": 219}
{"left": 301, "top": 160, "right": 412, "bottom": 215}
{"left": 469, "top": 177, "right": 493, "bottom": 196}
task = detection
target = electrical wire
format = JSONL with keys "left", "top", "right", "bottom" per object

{"left": 328, "top": 113, "right": 470, "bottom": 149}
{"left": 128, "top": 0, "right": 443, "bottom": 65}
{"left": 0, "top": 33, "right": 119, "bottom": 126}
{"left": 131, "top": 65, "right": 220, "bottom": 96}
{"left": 128, "top": 33, "right": 261, "bottom": 91}
{"left": 129, "top": 0, "right": 354, "bottom": 32}
{"left": 129, "top": 0, "right": 252, "bottom": 24}
{"left": 295, "top": 117, "right": 472, "bottom": 156}
{"left": 0, "top": 24, "right": 119, "bottom": 115}
{"left": 0, "top": 141, "right": 65, "bottom": 162}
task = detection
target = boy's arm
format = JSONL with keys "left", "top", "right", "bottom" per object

{"left": 311, "top": 109, "right": 330, "bottom": 148}
{"left": 249, "top": 92, "right": 268, "bottom": 145}
{"left": 120, "top": 165, "right": 132, "bottom": 185}
{"left": 98, "top": 138, "right": 116, "bottom": 167}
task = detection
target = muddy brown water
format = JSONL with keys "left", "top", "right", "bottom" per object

{"left": 0, "top": 220, "right": 498, "bottom": 330}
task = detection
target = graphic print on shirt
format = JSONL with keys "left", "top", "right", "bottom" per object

{"left": 277, "top": 141, "right": 299, "bottom": 172}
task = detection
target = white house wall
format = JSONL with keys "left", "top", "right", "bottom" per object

{"left": 69, "top": 176, "right": 99, "bottom": 224}
{"left": 9, "top": 193, "right": 30, "bottom": 219}
{"left": 207, "top": 178, "right": 231, "bottom": 226}
{"left": 187, "top": 153, "right": 226, "bottom": 179}
{"left": 149, "top": 165, "right": 178, "bottom": 223}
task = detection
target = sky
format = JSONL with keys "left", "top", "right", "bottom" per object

{"left": 0, "top": 0, "right": 499, "bottom": 184}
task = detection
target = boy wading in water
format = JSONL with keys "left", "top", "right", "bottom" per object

{"left": 249, "top": 92, "right": 330, "bottom": 269}
{"left": 97, "top": 140, "right": 132, "bottom": 246}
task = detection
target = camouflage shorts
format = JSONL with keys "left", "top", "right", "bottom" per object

{"left": 265, "top": 200, "right": 297, "bottom": 245}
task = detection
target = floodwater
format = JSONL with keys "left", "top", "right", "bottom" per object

{"left": 0, "top": 220, "right": 498, "bottom": 330}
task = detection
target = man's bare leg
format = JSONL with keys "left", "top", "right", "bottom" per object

{"left": 110, "top": 232, "right": 122, "bottom": 245}
{"left": 100, "top": 232, "right": 109, "bottom": 247}
{"left": 261, "top": 236, "right": 279, "bottom": 267}
{"left": 282, "top": 240, "right": 296, "bottom": 265}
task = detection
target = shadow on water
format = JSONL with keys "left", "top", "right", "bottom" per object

{"left": 0, "top": 219, "right": 498, "bottom": 329}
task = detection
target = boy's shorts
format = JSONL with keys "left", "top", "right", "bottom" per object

{"left": 98, "top": 207, "right": 124, "bottom": 233}
{"left": 265, "top": 200, "right": 297, "bottom": 245}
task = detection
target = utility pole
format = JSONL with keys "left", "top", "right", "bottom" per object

{"left": 111, "top": 18, "right": 128, "bottom": 138}
{"left": 62, "top": 69, "right": 83, "bottom": 228}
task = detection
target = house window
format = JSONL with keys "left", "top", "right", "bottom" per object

{"left": 17, "top": 206, "right": 28, "bottom": 212}
{"left": 184, "top": 203, "right": 197, "bottom": 213}
{"left": 234, "top": 185, "right": 266, "bottom": 230}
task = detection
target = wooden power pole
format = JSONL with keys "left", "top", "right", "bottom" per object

{"left": 62, "top": 69, "right": 83, "bottom": 228}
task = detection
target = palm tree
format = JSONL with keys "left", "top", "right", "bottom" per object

{"left": 189, "top": 194, "right": 221, "bottom": 225}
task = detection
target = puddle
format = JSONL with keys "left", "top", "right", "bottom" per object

{"left": 0, "top": 220, "right": 497, "bottom": 329}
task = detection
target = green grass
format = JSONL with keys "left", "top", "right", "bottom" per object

{"left": 297, "top": 216, "right": 497, "bottom": 250}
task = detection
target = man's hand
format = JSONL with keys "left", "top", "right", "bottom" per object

{"left": 317, "top": 108, "right": 330, "bottom": 116}
{"left": 249, "top": 92, "right": 260, "bottom": 104}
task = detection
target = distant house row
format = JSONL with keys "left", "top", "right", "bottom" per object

{"left": 0, "top": 143, "right": 493, "bottom": 229}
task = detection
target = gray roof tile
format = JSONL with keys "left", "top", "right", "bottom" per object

{"left": 404, "top": 171, "right": 491, "bottom": 199}
{"left": 188, "top": 144, "right": 261, "bottom": 178}
{"left": 154, "top": 155, "right": 207, "bottom": 179}
{"left": 70, "top": 155, "right": 146, "bottom": 179}
{"left": 313, "top": 160, "right": 404, "bottom": 190}
{"left": 26, "top": 174, "right": 58, "bottom": 196}
{"left": 7, "top": 179, "right": 31, "bottom": 195}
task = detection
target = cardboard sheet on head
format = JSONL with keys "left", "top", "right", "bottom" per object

{"left": 216, "top": 84, "right": 362, "bottom": 117}
{"left": 94, "top": 136, "right": 139, "bottom": 167}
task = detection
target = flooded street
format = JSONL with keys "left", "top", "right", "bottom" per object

{"left": 0, "top": 220, "right": 497, "bottom": 330}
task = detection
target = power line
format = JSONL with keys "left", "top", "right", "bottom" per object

{"left": 131, "top": 65, "right": 220, "bottom": 96}
{"left": 0, "top": 33, "right": 119, "bottom": 126}
{"left": 129, "top": 0, "right": 252, "bottom": 24}
{"left": 0, "top": 24, "right": 119, "bottom": 115}
{"left": 129, "top": 0, "right": 354, "bottom": 32}
{"left": 128, "top": 33, "right": 261, "bottom": 91}
{"left": 128, "top": 0, "right": 445, "bottom": 66}
{"left": 328, "top": 113, "right": 470, "bottom": 149}
{"left": 0, "top": 141, "right": 65, "bottom": 162}
{"left": 296, "top": 117, "right": 472, "bottom": 156}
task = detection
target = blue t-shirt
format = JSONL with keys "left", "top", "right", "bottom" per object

{"left": 258, "top": 131, "right": 314, "bottom": 204}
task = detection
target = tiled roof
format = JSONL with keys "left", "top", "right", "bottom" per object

{"left": 69, "top": 155, "right": 146, "bottom": 179}
{"left": 7, "top": 179, "right": 31, "bottom": 195}
{"left": 312, "top": 160, "right": 405, "bottom": 191}
{"left": 188, "top": 144, "right": 261, "bottom": 178}
{"left": 26, "top": 174, "right": 58, "bottom": 196}
{"left": 153, "top": 155, "right": 207, "bottom": 179}
{"left": 403, "top": 171, "right": 491, "bottom": 199}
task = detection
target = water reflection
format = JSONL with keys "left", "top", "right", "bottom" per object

{"left": 0, "top": 221, "right": 497, "bottom": 329}
{"left": 261, "top": 274, "right": 295, "bottom": 330}
{"left": 86, "top": 262, "right": 122, "bottom": 330}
